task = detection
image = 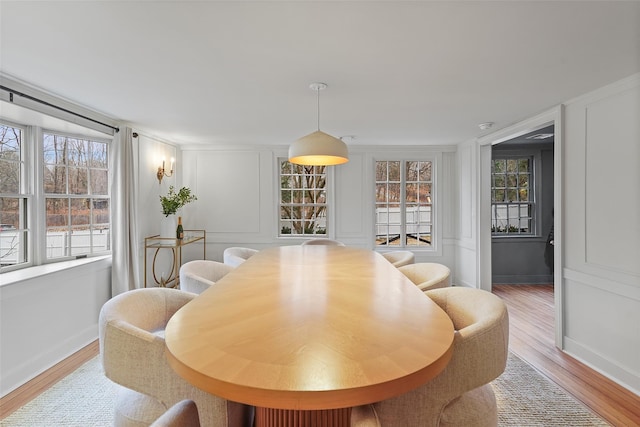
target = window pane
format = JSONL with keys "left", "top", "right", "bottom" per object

{"left": 387, "top": 183, "right": 400, "bottom": 203}
{"left": 375, "top": 183, "right": 387, "bottom": 203}
{"left": 0, "top": 161, "right": 20, "bottom": 193}
{"left": 71, "top": 198, "right": 90, "bottom": 226}
{"left": 518, "top": 158, "right": 529, "bottom": 172}
{"left": 68, "top": 167, "right": 88, "bottom": 194}
{"left": 46, "top": 198, "right": 69, "bottom": 228}
{"left": 406, "top": 183, "right": 417, "bottom": 203}
{"left": 43, "top": 134, "right": 66, "bottom": 165}
{"left": 419, "top": 161, "right": 432, "bottom": 182}
{"left": 90, "top": 141, "right": 108, "bottom": 168}
{"left": 68, "top": 138, "right": 88, "bottom": 167}
{"left": 388, "top": 161, "right": 400, "bottom": 181}
{"left": 93, "top": 199, "right": 109, "bottom": 225}
{"left": 91, "top": 169, "right": 109, "bottom": 195}
{"left": 406, "top": 161, "right": 418, "bottom": 181}
{"left": 44, "top": 164, "right": 67, "bottom": 194}
{"left": 375, "top": 161, "right": 387, "bottom": 181}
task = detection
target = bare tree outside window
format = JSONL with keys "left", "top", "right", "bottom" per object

{"left": 43, "top": 133, "right": 110, "bottom": 259}
{"left": 279, "top": 160, "right": 327, "bottom": 236}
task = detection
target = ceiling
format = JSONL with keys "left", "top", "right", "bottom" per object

{"left": 1, "top": 1, "right": 639, "bottom": 147}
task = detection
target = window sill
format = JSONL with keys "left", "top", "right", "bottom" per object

{"left": 0, "top": 255, "right": 111, "bottom": 288}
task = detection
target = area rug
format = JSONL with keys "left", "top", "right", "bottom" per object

{"left": 1, "top": 352, "right": 608, "bottom": 426}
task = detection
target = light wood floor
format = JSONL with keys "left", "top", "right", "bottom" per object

{"left": 493, "top": 284, "right": 640, "bottom": 427}
{"left": 2, "top": 286, "right": 639, "bottom": 426}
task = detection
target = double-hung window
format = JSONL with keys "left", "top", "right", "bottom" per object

{"left": 279, "top": 159, "right": 328, "bottom": 237}
{"left": 491, "top": 156, "right": 534, "bottom": 235}
{"left": 0, "top": 117, "right": 111, "bottom": 273}
{"left": 43, "top": 132, "right": 110, "bottom": 259}
{"left": 375, "top": 160, "right": 433, "bottom": 247}
{"left": 0, "top": 122, "right": 29, "bottom": 269}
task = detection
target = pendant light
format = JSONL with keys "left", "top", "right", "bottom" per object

{"left": 288, "top": 82, "right": 349, "bottom": 166}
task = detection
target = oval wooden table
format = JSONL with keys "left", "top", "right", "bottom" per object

{"left": 165, "top": 246, "right": 455, "bottom": 427}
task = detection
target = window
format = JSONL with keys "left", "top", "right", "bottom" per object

{"left": 0, "top": 118, "right": 111, "bottom": 273}
{"left": 43, "top": 132, "right": 110, "bottom": 259}
{"left": 491, "top": 157, "right": 533, "bottom": 235}
{"left": 375, "top": 160, "right": 433, "bottom": 247}
{"left": 279, "top": 160, "right": 327, "bottom": 237}
{"left": 0, "top": 122, "right": 29, "bottom": 269}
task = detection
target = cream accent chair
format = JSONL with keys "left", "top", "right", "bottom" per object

{"left": 301, "top": 238, "right": 346, "bottom": 246}
{"left": 99, "top": 288, "right": 253, "bottom": 427}
{"left": 223, "top": 247, "right": 258, "bottom": 268}
{"left": 151, "top": 400, "right": 200, "bottom": 427}
{"left": 352, "top": 287, "right": 509, "bottom": 427}
{"left": 179, "top": 260, "right": 234, "bottom": 294}
{"left": 381, "top": 250, "right": 415, "bottom": 267}
{"left": 398, "top": 262, "right": 451, "bottom": 291}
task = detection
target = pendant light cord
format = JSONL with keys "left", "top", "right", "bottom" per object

{"left": 316, "top": 87, "right": 321, "bottom": 131}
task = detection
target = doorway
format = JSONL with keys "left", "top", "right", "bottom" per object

{"left": 491, "top": 125, "right": 555, "bottom": 286}
{"left": 478, "top": 109, "right": 563, "bottom": 348}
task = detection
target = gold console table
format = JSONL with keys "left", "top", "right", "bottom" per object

{"left": 144, "top": 230, "right": 206, "bottom": 288}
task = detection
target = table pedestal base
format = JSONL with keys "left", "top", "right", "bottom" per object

{"left": 255, "top": 407, "right": 351, "bottom": 427}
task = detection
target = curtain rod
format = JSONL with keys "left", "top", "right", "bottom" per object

{"left": 0, "top": 84, "right": 120, "bottom": 133}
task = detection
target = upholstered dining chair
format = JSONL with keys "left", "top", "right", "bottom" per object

{"left": 179, "top": 260, "right": 234, "bottom": 294}
{"left": 398, "top": 262, "right": 451, "bottom": 291}
{"left": 223, "top": 246, "right": 259, "bottom": 268}
{"left": 99, "top": 287, "right": 253, "bottom": 427}
{"left": 351, "top": 287, "right": 509, "bottom": 427}
{"left": 301, "top": 238, "right": 346, "bottom": 246}
{"left": 381, "top": 250, "right": 415, "bottom": 267}
{"left": 151, "top": 400, "right": 200, "bottom": 427}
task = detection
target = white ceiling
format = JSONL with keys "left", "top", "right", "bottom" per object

{"left": 1, "top": 1, "right": 639, "bottom": 147}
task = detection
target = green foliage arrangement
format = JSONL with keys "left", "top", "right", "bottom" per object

{"left": 160, "top": 186, "right": 197, "bottom": 217}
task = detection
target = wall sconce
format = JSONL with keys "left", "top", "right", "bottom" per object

{"left": 157, "top": 157, "right": 174, "bottom": 183}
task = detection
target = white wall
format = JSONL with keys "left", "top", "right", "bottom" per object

{"left": 561, "top": 74, "right": 640, "bottom": 393}
{"left": 150, "top": 145, "right": 461, "bottom": 280}
{"left": 454, "top": 141, "right": 480, "bottom": 288}
{"left": 455, "top": 72, "right": 640, "bottom": 394}
{"left": 0, "top": 257, "right": 111, "bottom": 396}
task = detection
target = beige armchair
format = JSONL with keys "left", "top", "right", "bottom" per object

{"left": 352, "top": 287, "right": 509, "bottom": 427}
{"left": 381, "top": 250, "right": 415, "bottom": 267}
{"left": 223, "top": 247, "right": 259, "bottom": 268}
{"left": 179, "top": 260, "right": 234, "bottom": 294}
{"left": 99, "top": 288, "right": 253, "bottom": 427}
{"left": 150, "top": 400, "right": 200, "bottom": 427}
{"left": 301, "top": 238, "right": 346, "bottom": 246}
{"left": 398, "top": 262, "right": 451, "bottom": 291}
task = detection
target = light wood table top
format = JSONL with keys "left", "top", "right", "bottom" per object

{"left": 165, "top": 245, "right": 454, "bottom": 415}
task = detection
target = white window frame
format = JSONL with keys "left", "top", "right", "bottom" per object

{"left": 0, "top": 117, "right": 112, "bottom": 273}
{"left": 41, "top": 129, "right": 111, "bottom": 261}
{"left": 373, "top": 154, "right": 440, "bottom": 252}
{"left": 277, "top": 158, "right": 332, "bottom": 238}
{"left": 0, "top": 120, "right": 33, "bottom": 272}
{"left": 491, "top": 149, "right": 542, "bottom": 238}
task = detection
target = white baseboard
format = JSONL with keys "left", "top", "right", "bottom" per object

{"left": 564, "top": 336, "right": 640, "bottom": 396}
{"left": 0, "top": 326, "right": 97, "bottom": 397}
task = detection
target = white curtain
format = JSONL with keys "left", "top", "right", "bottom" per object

{"left": 110, "top": 127, "right": 140, "bottom": 295}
